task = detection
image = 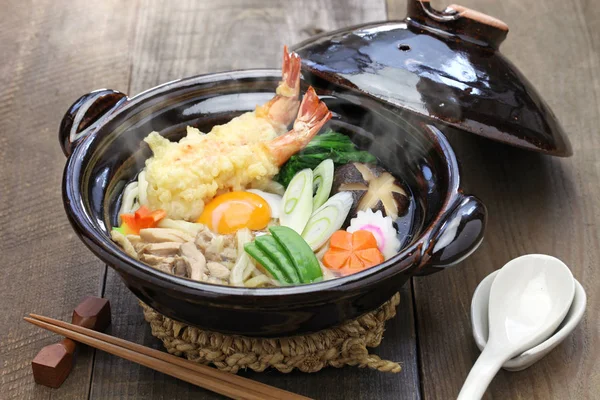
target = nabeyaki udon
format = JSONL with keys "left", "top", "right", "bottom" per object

{"left": 143, "top": 47, "right": 331, "bottom": 221}
{"left": 112, "top": 46, "right": 408, "bottom": 289}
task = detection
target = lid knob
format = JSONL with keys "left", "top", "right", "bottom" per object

{"left": 407, "top": 0, "right": 509, "bottom": 48}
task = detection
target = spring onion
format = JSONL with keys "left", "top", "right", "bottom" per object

{"left": 280, "top": 168, "right": 313, "bottom": 233}
{"left": 312, "top": 159, "right": 334, "bottom": 209}
{"left": 301, "top": 192, "right": 353, "bottom": 250}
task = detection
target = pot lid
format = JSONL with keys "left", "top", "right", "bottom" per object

{"left": 292, "top": 0, "right": 572, "bottom": 157}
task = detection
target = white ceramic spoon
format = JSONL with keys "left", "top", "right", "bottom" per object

{"left": 457, "top": 254, "right": 575, "bottom": 400}
{"left": 471, "top": 270, "right": 586, "bottom": 371}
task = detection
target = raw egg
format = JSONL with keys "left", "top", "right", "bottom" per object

{"left": 197, "top": 191, "right": 271, "bottom": 234}
{"left": 246, "top": 189, "right": 282, "bottom": 218}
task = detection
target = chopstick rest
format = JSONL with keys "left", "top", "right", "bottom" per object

{"left": 31, "top": 296, "right": 111, "bottom": 388}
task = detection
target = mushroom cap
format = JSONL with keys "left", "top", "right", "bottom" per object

{"left": 332, "top": 163, "right": 408, "bottom": 226}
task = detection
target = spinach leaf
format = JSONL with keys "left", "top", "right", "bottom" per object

{"left": 275, "top": 130, "right": 376, "bottom": 186}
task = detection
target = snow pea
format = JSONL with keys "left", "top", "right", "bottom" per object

{"left": 244, "top": 242, "right": 291, "bottom": 284}
{"left": 254, "top": 235, "right": 301, "bottom": 284}
{"left": 269, "top": 226, "right": 323, "bottom": 283}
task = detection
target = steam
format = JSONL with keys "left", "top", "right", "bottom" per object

{"left": 111, "top": 61, "right": 433, "bottom": 247}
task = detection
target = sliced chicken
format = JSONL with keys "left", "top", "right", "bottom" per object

{"left": 140, "top": 253, "right": 174, "bottom": 266}
{"left": 207, "top": 262, "right": 230, "bottom": 280}
{"left": 204, "top": 236, "right": 237, "bottom": 263}
{"left": 195, "top": 227, "right": 217, "bottom": 252}
{"left": 126, "top": 234, "right": 142, "bottom": 246}
{"left": 133, "top": 241, "right": 147, "bottom": 254}
{"left": 154, "top": 259, "right": 176, "bottom": 274}
{"left": 111, "top": 230, "right": 138, "bottom": 259}
{"left": 172, "top": 256, "right": 190, "bottom": 277}
{"left": 179, "top": 242, "right": 207, "bottom": 281}
{"left": 141, "top": 242, "right": 182, "bottom": 257}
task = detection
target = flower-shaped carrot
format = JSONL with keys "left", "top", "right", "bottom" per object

{"left": 118, "top": 206, "right": 167, "bottom": 235}
{"left": 322, "top": 230, "right": 384, "bottom": 275}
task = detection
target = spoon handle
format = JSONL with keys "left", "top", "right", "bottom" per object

{"left": 458, "top": 346, "right": 506, "bottom": 400}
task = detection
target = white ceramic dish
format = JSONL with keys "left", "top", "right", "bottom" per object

{"left": 471, "top": 269, "right": 587, "bottom": 371}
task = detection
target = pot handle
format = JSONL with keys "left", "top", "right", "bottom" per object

{"left": 59, "top": 89, "right": 127, "bottom": 157}
{"left": 416, "top": 194, "right": 487, "bottom": 276}
{"left": 407, "top": 0, "right": 508, "bottom": 48}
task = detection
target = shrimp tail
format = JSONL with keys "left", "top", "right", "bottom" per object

{"left": 265, "top": 87, "right": 332, "bottom": 166}
{"left": 256, "top": 46, "right": 302, "bottom": 131}
{"left": 281, "top": 45, "right": 301, "bottom": 97}
{"left": 295, "top": 86, "right": 331, "bottom": 133}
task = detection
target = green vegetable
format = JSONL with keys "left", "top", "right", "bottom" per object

{"left": 302, "top": 191, "right": 354, "bottom": 251}
{"left": 312, "top": 159, "right": 334, "bottom": 209}
{"left": 276, "top": 131, "right": 377, "bottom": 186}
{"left": 280, "top": 168, "right": 313, "bottom": 234}
{"left": 244, "top": 242, "right": 291, "bottom": 284}
{"left": 270, "top": 226, "right": 322, "bottom": 283}
{"left": 254, "top": 235, "right": 301, "bottom": 284}
{"left": 244, "top": 226, "right": 323, "bottom": 285}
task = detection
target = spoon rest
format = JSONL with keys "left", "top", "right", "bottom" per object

{"left": 471, "top": 269, "right": 587, "bottom": 371}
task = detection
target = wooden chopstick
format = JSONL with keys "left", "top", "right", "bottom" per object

{"left": 25, "top": 315, "right": 311, "bottom": 400}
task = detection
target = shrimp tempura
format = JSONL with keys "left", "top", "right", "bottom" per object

{"left": 200, "top": 46, "right": 301, "bottom": 146}
{"left": 144, "top": 87, "right": 331, "bottom": 221}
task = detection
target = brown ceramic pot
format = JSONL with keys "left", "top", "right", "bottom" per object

{"left": 59, "top": 69, "right": 485, "bottom": 336}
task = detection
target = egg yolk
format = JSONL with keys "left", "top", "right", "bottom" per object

{"left": 197, "top": 191, "right": 271, "bottom": 234}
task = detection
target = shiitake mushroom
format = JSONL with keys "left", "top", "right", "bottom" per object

{"left": 332, "top": 163, "right": 408, "bottom": 226}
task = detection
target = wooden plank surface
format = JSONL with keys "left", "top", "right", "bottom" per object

{"left": 388, "top": 1, "right": 600, "bottom": 399}
{"left": 2, "top": 0, "right": 598, "bottom": 399}
{"left": 88, "top": 1, "right": 421, "bottom": 400}
{"left": 0, "top": 1, "right": 138, "bottom": 399}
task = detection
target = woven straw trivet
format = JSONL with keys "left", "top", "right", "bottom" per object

{"left": 140, "top": 292, "right": 401, "bottom": 374}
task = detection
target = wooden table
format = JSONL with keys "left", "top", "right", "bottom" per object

{"left": 1, "top": 0, "right": 598, "bottom": 399}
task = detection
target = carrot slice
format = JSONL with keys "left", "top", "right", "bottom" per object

{"left": 351, "top": 229, "right": 379, "bottom": 251}
{"left": 356, "top": 248, "right": 384, "bottom": 266}
{"left": 329, "top": 230, "right": 353, "bottom": 251}
{"left": 322, "top": 230, "right": 384, "bottom": 275}
{"left": 348, "top": 254, "right": 364, "bottom": 270}
{"left": 119, "top": 206, "right": 167, "bottom": 235}
{"left": 322, "top": 248, "right": 350, "bottom": 270}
